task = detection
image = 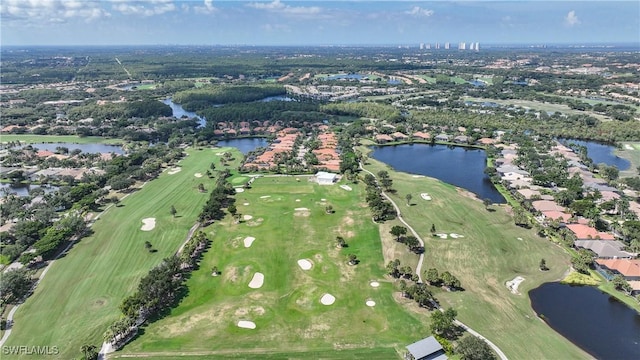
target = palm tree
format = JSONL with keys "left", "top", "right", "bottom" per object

{"left": 405, "top": 193, "right": 412, "bottom": 206}
{"left": 170, "top": 205, "right": 177, "bottom": 217}
{"left": 336, "top": 236, "right": 347, "bottom": 248}
{"left": 325, "top": 205, "right": 334, "bottom": 214}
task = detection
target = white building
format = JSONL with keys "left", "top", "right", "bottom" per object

{"left": 315, "top": 171, "right": 338, "bottom": 185}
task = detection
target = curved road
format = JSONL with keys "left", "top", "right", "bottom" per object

{"left": 359, "top": 163, "right": 508, "bottom": 360}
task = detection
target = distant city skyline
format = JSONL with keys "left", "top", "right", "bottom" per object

{"left": 1, "top": 1, "right": 639, "bottom": 47}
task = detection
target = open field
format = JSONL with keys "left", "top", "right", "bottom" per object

{"left": 0, "top": 135, "right": 124, "bottom": 144}
{"left": 616, "top": 142, "right": 640, "bottom": 178}
{"left": 360, "top": 152, "right": 589, "bottom": 359}
{"left": 464, "top": 96, "right": 612, "bottom": 122}
{"left": 2, "top": 147, "right": 231, "bottom": 359}
{"left": 117, "top": 176, "right": 432, "bottom": 358}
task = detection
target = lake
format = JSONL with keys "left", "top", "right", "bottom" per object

{"left": 370, "top": 144, "right": 505, "bottom": 203}
{"left": 216, "top": 138, "right": 268, "bottom": 155}
{"left": 162, "top": 98, "right": 206, "bottom": 128}
{"left": 529, "top": 282, "right": 640, "bottom": 359}
{"left": 560, "top": 139, "right": 630, "bottom": 170}
{"left": 0, "top": 183, "right": 59, "bottom": 197}
{"left": 27, "top": 142, "right": 124, "bottom": 154}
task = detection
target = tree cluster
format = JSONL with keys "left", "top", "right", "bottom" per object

{"left": 363, "top": 173, "right": 395, "bottom": 222}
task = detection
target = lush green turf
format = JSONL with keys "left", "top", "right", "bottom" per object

{"left": 360, "top": 153, "right": 590, "bottom": 359}
{"left": 616, "top": 142, "right": 640, "bottom": 178}
{"left": 450, "top": 76, "right": 467, "bottom": 85}
{"left": 3, "top": 147, "right": 226, "bottom": 359}
{"left": 0, "top": 134, "right": 124, "bottom": 144}
{"left": 113, "top": 347, "right": 397, "bottom": 359}
{"left": 118, "top": 176, "right": 431, "bottom": 358}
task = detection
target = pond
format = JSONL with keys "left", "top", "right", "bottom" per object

{"left": 529, "top": 282, "right": 640, "bottom": 359}
{"left": 0, "top": 183, "right": 59, "bottom": 197}
{"left": 370, "top": 144, "right": 505, "bottom": 203}
{"left": 216, "top": 138, "right": 268, "bottom": 155}
{"left": 560, "top": 139, "right": 630, "bottom": 170}
{"left": 26, "top": 143, "right": 124, "bottom": 154}
{"left": 162, "top": 98, "right": 206, "bottom": 128}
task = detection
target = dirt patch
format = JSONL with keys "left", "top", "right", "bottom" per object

{"left": 246, "top": 218, "right": 264, "bottom": 227}
{"left": 224, "top": 266, "right": 239, "bottom": 283}
{"left": 457, "top": 188, "right": 480, "bottom": 201}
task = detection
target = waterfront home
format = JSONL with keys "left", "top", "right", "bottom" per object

{"left": 574, "top": 240, "right": 633, "bottom": 259}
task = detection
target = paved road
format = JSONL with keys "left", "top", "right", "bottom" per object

{"left": 360, "top": 162, "right": 508, "bottom": 360}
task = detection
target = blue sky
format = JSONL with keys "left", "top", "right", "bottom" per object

{"left": 1, "top": 1, "right": 638, "bottom": 46}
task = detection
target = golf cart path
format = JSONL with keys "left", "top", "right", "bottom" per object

{"left": 359, "top": 162, "right": 508, "bottom": 360}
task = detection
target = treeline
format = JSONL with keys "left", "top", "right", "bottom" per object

{"left": 199, "top": 100, "right": 321, "bottom": 125}
{"left": 322, "top": 102, "right": 402, "bottom": 122}
{"left": 362, "top": 172, "right": 396, "bottom": 222}
{"left": 173, "top": 85, "right": 286, "bottom": 111}
{"left": 67, "top": 100, "right": 172, "bottom": 121}
{"left": 104, "top": 175, "right": 234, "bottom": 351}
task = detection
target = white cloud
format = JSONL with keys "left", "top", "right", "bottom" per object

{"left": 247, "top": 0, "right": 321, "bottom": 17}
{"left": 0, "top": 0, "right": 110, "bottom": 24}
{"left": 564, "top": 10, "right": 580, "bottom": 27}
{"left": 194, "top": 0, "right": 217, "bottom": 15}
{"left": 405, "top": 6, "right": 434, "bottom": 17}
{"left": 111, "top": 0, "right": 176, "bottom": 17}
{"left": 262, "top": 23, "right": 291, "bottom": 32}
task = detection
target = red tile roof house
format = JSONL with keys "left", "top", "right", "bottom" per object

{"left": 596, "top": 259, "right": 640, "bottom": 280}
{"left": 375, "top": 134, "right": 394, "bottom": 143}
{"left": 413, "top": 131, "right": 431, "bottom": 140}
{"left": 596, "top": 259, "right": 640, "bottom": 294}
{"left": 566, "top": 223, "right": 615, "bottom": 241}
{"left": 541, "top": 211, "right": 572, "bottom": 223}
{"left": 531, "top": 200, "right": 567, "bottom": 213}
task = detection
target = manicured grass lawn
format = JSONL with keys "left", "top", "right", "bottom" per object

{"left": 617, "top": 142, "right": 640, "bottom": 178}
{"left": 0, "top": 135, "right": 124, "bottom": 145}
{"left": 117, "top": 176, "right": 431, "bottom": 358}
{"left": 3, "top": 147, "right": 225, "bottom": 359}
{"left": 450, "top": 76, "right": 467, "bottom": 85}
{"left": 360, "top": 154, "right": 590, "bottom": 359}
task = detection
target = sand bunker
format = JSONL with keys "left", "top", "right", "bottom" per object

{"left": 506, "top": 276, "right": 525, "bottom": 294}
{"left": 320, "top": 293, "right": 336, "bottom": 305}
{"left": 517, "top": 237, "right": 523, "bottom": 241}
{"left": 297, "top": 259, "right": 312, "bottom": 270}
{"left": 140, "top": 218, "right": 156, "bottom": 231}
{"left": 625, "top": 144, "right": 634, "bottom": 150}
{"left": 370, "top": 281, "right": 380, "bottom": 288}
{"left": 167, "top": 167, "right": 181, "bottom": 175}
{"left": 295, "top": 199, "right": 301, "bottom": 202}
{"left": 412, "top": 175, "right": 425, "bottom": 178}
{"left": 340, "top": 185, "right": 352, "bottom": 191}
{"left": 449, "top": 233, "right": 464, "bottom": 238}
{"left": 235, "top": 188, "right": 245, "bottom": 193}
{"left": 366, "top": 300, "right": 376, "bottom": 307}
{"left": 194, "top": 173, "right": 203, "bottom": 178}
{"left": 248, "top": 272, "right": 264, "bottom": 289}
{"left": 420, "top": 193, "right": 432, "bottom": 200}
{"left": 215, "top": 152, "right": 224, "bottom": 156}
{"left": 243, "top": 202, "right": 250, "bottom": 206}
{"left": 435, "top": 233, "right": 448, "bottom": 239}
{"left": 237, "top": 320, "right": 256, "bottom": 329}
{"left": 260, "top": 195, "right": 271, "bottom": 199}
{"left": 321, "top": 198, "right": 327, "bottom": 202}
{"left": 243, "top": 215, "right": 253, "bottom": 220}
{"left": 244, "top": 237, "right": 256, "bottom": 248}
{"left": 294, "top": 207, "right": 309, "bottom": 211}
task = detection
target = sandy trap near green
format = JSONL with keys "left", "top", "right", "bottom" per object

{"left": 248, "top": 272, "right": 264, "bottom": 288}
